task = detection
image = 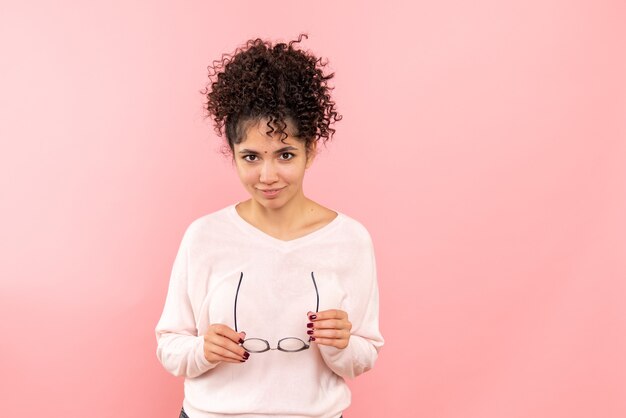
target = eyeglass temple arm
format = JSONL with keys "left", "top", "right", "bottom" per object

{"left": 311, "top": 272, "right": 319, "bottom": 313}
{"left": 234, "top": 272, "right": 243, "bottom": 333}
{"left": 235, "top": 272, "right": 318, "bottom": 335}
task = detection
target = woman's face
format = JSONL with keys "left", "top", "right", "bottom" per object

{"left": 233, "top": 118, "right": 315, "bottom": 211}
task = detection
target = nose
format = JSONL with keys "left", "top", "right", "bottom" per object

{"left": 259, "top": 160, "right": 279, "bottom": 184}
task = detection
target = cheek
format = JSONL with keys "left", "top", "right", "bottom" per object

{"left": 289, "top": 164, "right": 307, "bottom": 181}
{"left": 235, "top": 165, "right": 257, "bottom": 185}
{"left": 277, "top": 166, "right": 301, "bottom": 182}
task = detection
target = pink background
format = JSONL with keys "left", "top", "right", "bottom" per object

{"left": 1, "top": 1, "right": 625, "bottom": 417}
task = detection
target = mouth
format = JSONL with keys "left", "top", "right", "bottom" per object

{"left": 257, "top": 187, "right": 285, "bottom": 197}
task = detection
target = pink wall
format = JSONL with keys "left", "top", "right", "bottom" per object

{"left": 1, "top": 1, "right": 625, "bottom": 417}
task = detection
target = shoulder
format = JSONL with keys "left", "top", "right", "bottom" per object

{"left": 308, "top": 200, "right": 373, "bottom": 244}
{"left": 181, "top": 204, "right": 236, "bottom": 244}
{"left": 334, "top": 211, "right": 375, "bottom": 248}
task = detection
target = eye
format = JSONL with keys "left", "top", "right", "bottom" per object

{"left": 242, "top": 155, "right": 258, "bottom": 162}
{"left": 279, "top": 152, "right": 295, "bottom": 161}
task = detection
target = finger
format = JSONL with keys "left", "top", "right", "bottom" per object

{"left": 214, "top": 336, "right": 249, "bottom": 359}
{"left": 309, "top": 328, "right": 350, "bottom": 339}
{"left": 211, "top": 323, "right": 247, "bottom": 344}
{"left": 204, "top": 341, "right": 246, "bottom": 364}
{"left": 206, "top": 341, "right": 249, "bottom": 363}
{"left": 205, "top": 333, "right": 249, "bottom": 360}
{"left": 309, "top": 329, "right": 350, "bottom": 340}
{"left": 310, "top": 336, "right": 349, "bottom": 349}
{"left": 208, "top": 325, "right": 248, "bottom": 355}
{"left": 308, "top": 309, "right": 347, "bottom": 321}
{"left": 207, "top": 352, "right": 247, "bottom": 364}
{"left": 309, "top": 318, "right": 351, "bottom": 331}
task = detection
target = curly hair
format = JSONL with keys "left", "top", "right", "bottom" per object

{"left": 202, "top": 33, "right": 342, "bottom": 154}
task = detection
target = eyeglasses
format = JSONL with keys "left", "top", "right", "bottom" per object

{"left": 234, "top": 272, "right": 319, "bottom": 353}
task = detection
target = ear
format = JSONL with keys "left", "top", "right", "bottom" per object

{"left": 305, "top": 140, "right": 318, "bottom": 169}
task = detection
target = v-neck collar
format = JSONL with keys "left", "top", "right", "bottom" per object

{"left": 227, "top": 203, "right": 344, "bottom": 249}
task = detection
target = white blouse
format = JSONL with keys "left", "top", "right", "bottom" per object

{"left": 155, "top": 204, "right": 384, "bottom": 418}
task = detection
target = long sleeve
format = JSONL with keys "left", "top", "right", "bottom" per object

{"left": 155, "top": 226, "right": 217, "bottom": 378}
{"left": 318, "top": 231, "right": 384, "bottom": 380}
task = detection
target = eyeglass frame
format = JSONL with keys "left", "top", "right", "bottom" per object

{"left": 233, "top": 271, "right": 319, "bottom": 353}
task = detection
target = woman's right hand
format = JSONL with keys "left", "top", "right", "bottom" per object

{"left": 203, "top": 324, "right": 250, "bottom": 364}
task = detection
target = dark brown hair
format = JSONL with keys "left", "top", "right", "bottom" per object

{"left": 202, "top": 33, "right": 342, "bottom": 154}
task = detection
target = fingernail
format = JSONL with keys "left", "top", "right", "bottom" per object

{"left": 307, "top": 322, "right": 314, "bottom": 328}
{"left": 309, "top": 314, "right": 317, "bottom": 320}
{"left": 309, "top": 337, "right": 316, "bottom": 341}
{"left": 238, "top": 338, "right": 245, "bottom": 344}
{"left": 243, "top": 352, "right": 250, "bottom": 359}
{"left": 307, "top": 330, "right": 314, "bottom": 335}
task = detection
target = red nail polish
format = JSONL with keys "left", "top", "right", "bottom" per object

{"left": 238, "top": 338, "right": 244, "bottom": 344}
{"left": 307, "top": 330, "right": 314, "bottom": 335}
{"left": 307, "top": 322, "right": 314, "bottom": 328}
{"left": 309, "top": 337, "right": 316, "bottom": 341}
{"left": 309, "top": 314, "right": 317, "bottom": 320}
{"left": 243, "top": 352, "right": 250, "bottom": 359}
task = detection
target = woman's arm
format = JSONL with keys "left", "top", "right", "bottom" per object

{"left": 315, "top": 232, "right": 384, "bottom": 379}
{"left": 154, "top": 227, "right": 217, "bottom": 378}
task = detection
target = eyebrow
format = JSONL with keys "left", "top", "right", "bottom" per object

{"left": 238, "top": 146, "right": 299, "bottom": 155}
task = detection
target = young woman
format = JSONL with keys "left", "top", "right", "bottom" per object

{"left": 155, "top": 33, "right": 384, "bottom": 418}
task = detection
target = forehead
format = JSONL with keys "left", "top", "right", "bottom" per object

{"left": 236, "top": 118, "right": 303, "bottom": 150}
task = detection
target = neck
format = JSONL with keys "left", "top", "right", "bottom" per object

{"left": 243, "top": 194, "right": 312, "bottom": 234}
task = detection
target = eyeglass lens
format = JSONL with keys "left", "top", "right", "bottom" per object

{"left": 242, "top": 337, "right": 309, "bottom": 353}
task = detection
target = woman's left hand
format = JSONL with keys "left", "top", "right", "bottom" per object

{"left": 306, "top": 309, "right": 352, "bottom": 349}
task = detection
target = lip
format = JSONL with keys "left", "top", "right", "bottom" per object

{"left": 257, "top": 187, "right": 285, "bottom": 198}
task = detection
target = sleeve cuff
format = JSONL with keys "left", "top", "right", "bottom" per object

{"left": 195, "top": 334, "right": 218, "bottom": 373}
{"left": 317, "top": 339, "right": 355, "bottom": 379}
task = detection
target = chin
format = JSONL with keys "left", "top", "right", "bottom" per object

{"left": 258, "top": 199, "right": 285, "bottom": 210}
{"left": 253, "top": 195, "right": 291, "bottom": 210}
